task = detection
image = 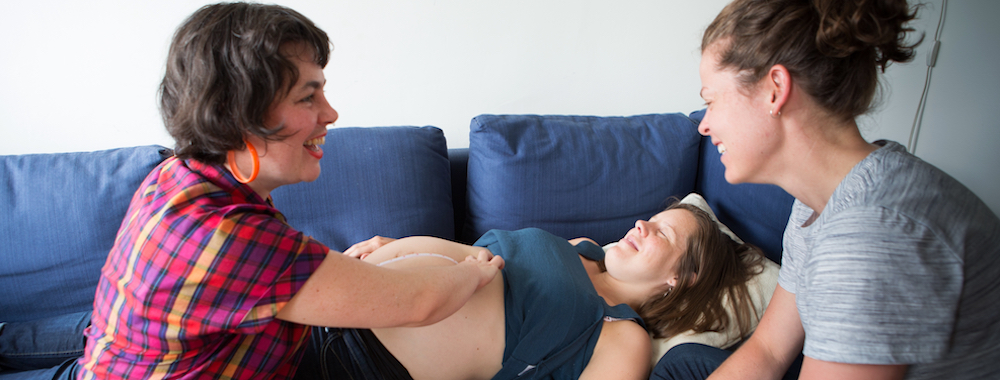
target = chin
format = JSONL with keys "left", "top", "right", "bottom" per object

{"left": 722, "top": 167, "right": 746, "bottom": 185}
{"left": 303, "top": 166, "right": 322, "bottom": 182}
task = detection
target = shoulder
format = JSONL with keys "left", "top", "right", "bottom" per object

{"left": 818, "top": 143, "right": 1000, "bottom": 261}
{"left": 598, "top": 319, "right": 650, "bottom": 350}
{"left": 584, "top": 320, "right": 651, "bottom": 379}
{"left": 838, "top": 142, "right": 994, "bottom": 230}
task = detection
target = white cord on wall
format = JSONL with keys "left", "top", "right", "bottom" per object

{"left": 907, "top": 0, "right": 948, "bottom": 154}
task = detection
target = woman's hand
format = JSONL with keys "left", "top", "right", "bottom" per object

{"left": 465, "top": 249, "right": 505, "bottom": 289}
{"left": 344, "top": 236, "right": 397, "bottom": 259}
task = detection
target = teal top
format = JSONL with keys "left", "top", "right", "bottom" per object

{"left": 475, "top": 228, "right": 644, "bottom": 380}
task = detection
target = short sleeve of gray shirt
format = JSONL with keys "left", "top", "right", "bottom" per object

{"left": 777, "top": 141, "right": 1000, "bottom": 379}
{"left": 779, "top": 200, "right": 962, "bottom": 364}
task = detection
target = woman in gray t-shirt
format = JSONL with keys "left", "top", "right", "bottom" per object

{"left": 653, "top": 0, "right": 1000, "bottom": 379}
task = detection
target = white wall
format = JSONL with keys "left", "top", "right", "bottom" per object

{"left": 2, "top": 0, "right": 997, "bottom": 215}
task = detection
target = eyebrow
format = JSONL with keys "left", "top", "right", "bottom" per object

{"left": 301, "top": 80, "right": 324, "bottom": 91}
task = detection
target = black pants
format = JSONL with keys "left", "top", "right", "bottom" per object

{"left": 294, "top": 327, "right": 412, "bottom": 380}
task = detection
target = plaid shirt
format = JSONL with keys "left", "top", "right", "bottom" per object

{"left": 79, "top": 157, "right": 328, "bottom": 379}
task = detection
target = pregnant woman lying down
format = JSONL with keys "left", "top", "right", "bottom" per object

{"left": 293, "top": 197, "right": 768, "bottom": 380}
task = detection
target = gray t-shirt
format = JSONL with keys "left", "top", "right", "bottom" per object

{"left": 778, "top": 140, "right": 1000, "bottom": 379}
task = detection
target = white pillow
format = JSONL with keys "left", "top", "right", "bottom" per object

{"left": 603, "top": 193, "right": 779, "bottom": 367}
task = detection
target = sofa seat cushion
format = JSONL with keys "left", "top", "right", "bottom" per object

{"left": 272, "top": 126, "right": 455, "bottom": 252}
{"left": 465, "top": 113, "right": 702, "bottom": 245}
{"left": 0, "top": 145, "right": 172, "bottom": 322}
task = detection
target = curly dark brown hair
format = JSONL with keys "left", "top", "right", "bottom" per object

{"left": 159, "top": 2, "right": 331, "bottom": 164}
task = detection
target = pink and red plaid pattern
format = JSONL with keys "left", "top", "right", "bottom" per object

{"left": 79, "top": 157, "right": 328, "bottom": 379}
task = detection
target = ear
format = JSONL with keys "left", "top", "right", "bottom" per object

{"left": 766, "top": 64, "right": 792, "bottom": 116}
{"left": 666, "top": 277, "right": 678, "bottom": 288}
{"left": 665, "top": 273, "right": 696, "bottom": 289}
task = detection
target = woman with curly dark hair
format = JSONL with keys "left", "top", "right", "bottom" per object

{"left": 73, "top": 3, "right": 503, "bottom": 380}
{"left": 653, "top": 0, "right": 1000, "bottom": 379}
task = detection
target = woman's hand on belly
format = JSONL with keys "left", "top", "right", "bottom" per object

{"left": 343, "top": 235, "right": 397, "bottom": 259}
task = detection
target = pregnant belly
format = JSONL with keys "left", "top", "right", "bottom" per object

{"left": 373, "top": 267, "right": 506, "bottom": 380}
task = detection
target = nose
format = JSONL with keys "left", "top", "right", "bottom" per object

{"left": 635, "top": 219, "right": 651, "bottom": 236}
{"left": 319, "top": 94, "right": 338, "bottom": 126}
{"left": 325, "top": 106, "right": 339, "bottom": 126}
{"left": 697, "top": 117, "right": 710, "bottom": 136}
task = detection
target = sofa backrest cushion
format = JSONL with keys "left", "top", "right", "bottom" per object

{"left": 0, "top": 145, "right": 172, "bottom": 322}
{"left": 689, "top": 110, "right": 795, "bottom": 263}
{"left": 272, "top": 126, "right": 455, "bottom": 252}
{"left": 464, "top": 113, "right": 702, "bottom": 245}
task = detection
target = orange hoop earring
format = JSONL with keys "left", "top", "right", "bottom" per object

{"left": 227, "top": 140, "right": 259, "bottom": 183}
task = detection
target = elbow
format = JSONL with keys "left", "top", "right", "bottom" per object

{"left": 403, "top": 291, "right": 453, "bottom": 327}
{"left": 401, "top": 284, "right": 465, "bottom": 327}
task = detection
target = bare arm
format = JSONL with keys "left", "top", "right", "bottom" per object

{"left": 580, "top": 320, "right": 651, "bottom": 380}
{"left": 708, "top": 284, "right": 804, "bottom": 380}
{"left": 276, "top": 246, "right": 503, "bottom": 328}
{"left": 799, "top": 359, "right": 907, "bottom": 380}
{"left": 708, "top": 285, "right": 909, "bottom": 380}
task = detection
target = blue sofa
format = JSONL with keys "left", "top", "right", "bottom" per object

{"left": 0, "top": 110, "right": 793, "bottom": 375}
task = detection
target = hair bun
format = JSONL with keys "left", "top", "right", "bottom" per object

{"left": 813, "top": 0, "right": 920, "bottom": 70}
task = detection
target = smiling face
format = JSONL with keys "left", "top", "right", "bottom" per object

{"left": 243, "top": 42, "right": 338, "bottom": 196}
{"left": 697, "top": 44, "right": 782, "bottom": 185}
{"left": 605, "top": 208, "right": 700, "bottom": 289}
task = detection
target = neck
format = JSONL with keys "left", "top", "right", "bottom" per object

{"left": 245, "top": 181, "right": 273, "bottom": 201}
{"left": 772, "top": 116, "right": 876, "bottom": 215}
{"left": 590, "top": 272, "right": 652, "bottom": 310}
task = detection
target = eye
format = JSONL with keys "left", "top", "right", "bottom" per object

{"left": 300, "top": 94, "right": 315, "bottom": 103}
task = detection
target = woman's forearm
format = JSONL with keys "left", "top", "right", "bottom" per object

{"left": 709, "top": 285, "right": 804, "bottom": 380}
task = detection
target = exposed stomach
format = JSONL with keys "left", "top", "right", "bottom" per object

{"left": 365, "top": 237, "right": 506, "bottom": 380}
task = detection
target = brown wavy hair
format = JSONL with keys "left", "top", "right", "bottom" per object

{"left": 159, "top": 2, "right": 331, "bottom": 164}
{"left": 702, "top": 0, "right": 921, "bottom": 122}
{"left": 635, "top": 202, "right": 766, "bottom": 340}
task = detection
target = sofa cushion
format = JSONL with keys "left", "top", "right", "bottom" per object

{"left": 0, "top": 145, "right": 172, "bottom": 322}
{"left": 465, "top": 113, "right": 702, "bottom": 245}
{"left": 272, "top": 126, "right": 455, "bottom": 252}
{"left": 689, "top": 109, "right": 795, "bottom": 263}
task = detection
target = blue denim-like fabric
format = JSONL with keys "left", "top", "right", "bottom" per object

{"left": 650, "top": 343, "right": 803, "bottom": 380}
{"left": 0, "top": 311, "right": 89, "bottom": 379}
